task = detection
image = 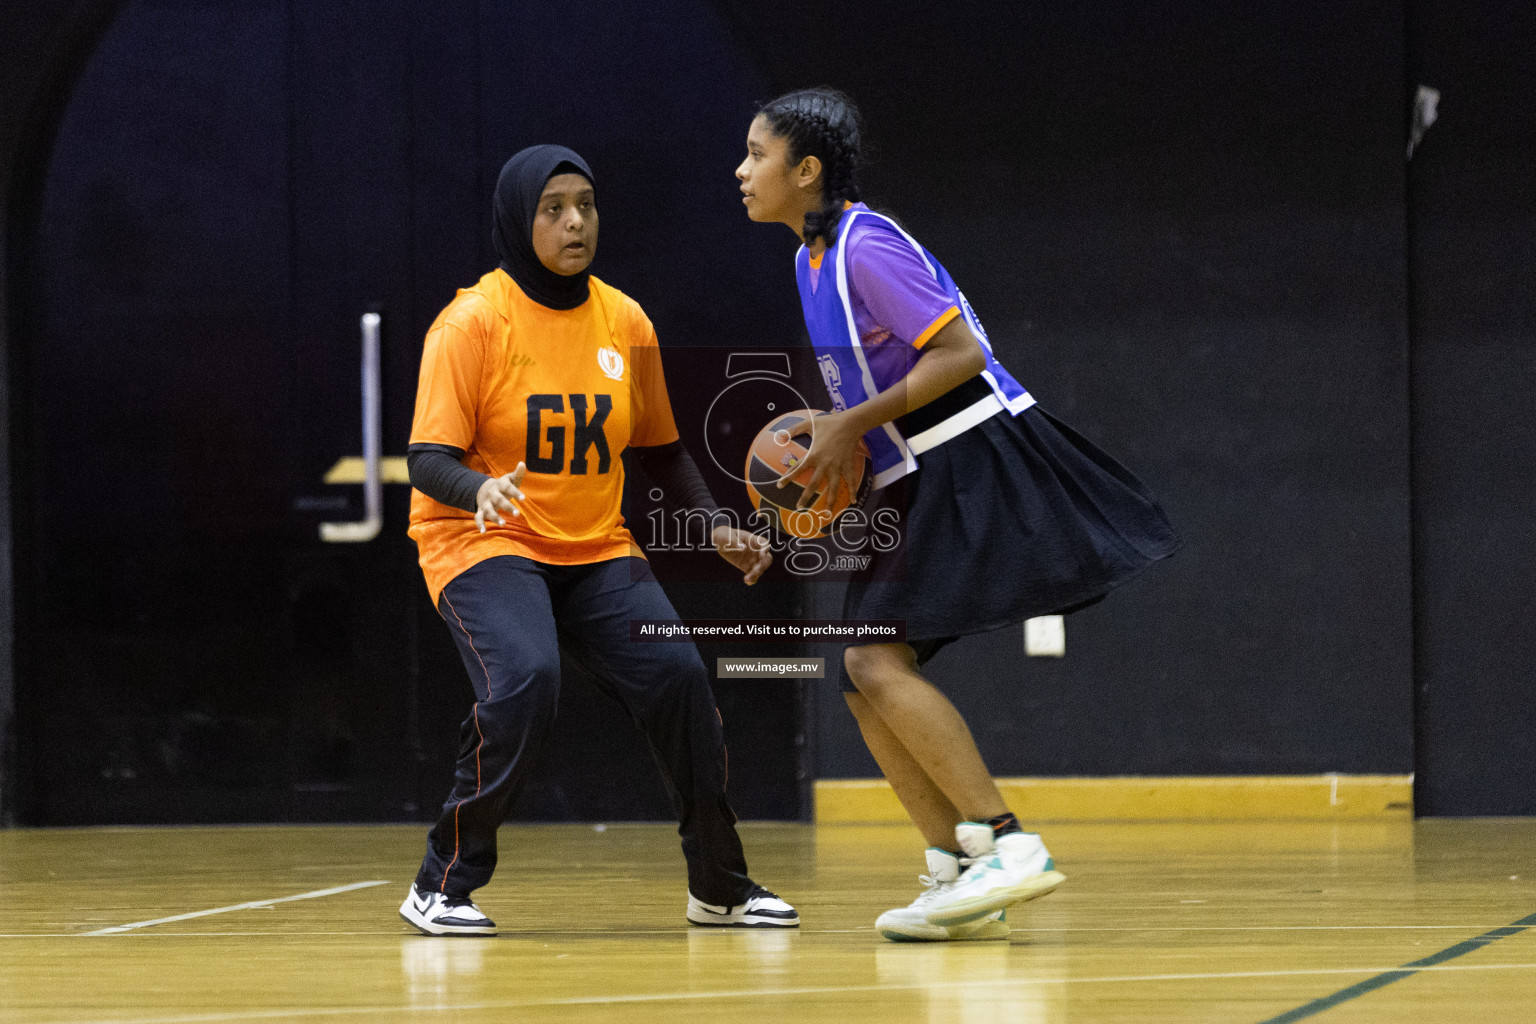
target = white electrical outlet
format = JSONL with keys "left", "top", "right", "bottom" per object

{"left": 1024, "top": 615, "right": 1066, "bottom": 657}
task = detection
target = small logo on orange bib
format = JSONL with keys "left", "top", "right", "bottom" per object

{"left": 597, "top": 347, "right": 625, "bottom": 381}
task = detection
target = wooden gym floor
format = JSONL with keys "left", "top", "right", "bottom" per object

{"left": 2, "top": 819, "right": 1534, "bottom": 1023}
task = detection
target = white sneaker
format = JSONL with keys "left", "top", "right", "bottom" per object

{"left": 399, "top": 883, "right": 497, "bottom": 936}
{"left": 923, "top": 823, "right": 1066, "bottom": 927}
{"left": 687, "top": 884, "right": 800, "bottom": 927}
{"left": 876, "top": 848, "right": 1009, "bottom": 942}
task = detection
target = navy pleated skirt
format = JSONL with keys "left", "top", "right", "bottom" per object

{"left": 838, "top": 404, "right": 1180, "bottom": 688}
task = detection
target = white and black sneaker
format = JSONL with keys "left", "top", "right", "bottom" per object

{"left": 399, "top": 882, "right": 497, "bottom": 936}
{"left": 687, "top": 884, "right": 800, "bottom": 927}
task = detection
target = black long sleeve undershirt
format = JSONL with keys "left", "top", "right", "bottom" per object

{"left": 406, "top": 440, "right": 728, "bottom": 525}
{"left": 631, "top": 439, "right": 729, "bottom": 525}
{"left": 407, "top": 443, "right": 486, "bottom": 513}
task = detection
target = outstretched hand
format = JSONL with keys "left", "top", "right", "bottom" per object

{"left": 475, "top": 462, "right": 527, "bottom": 533}
{"left": 712, "top": 525, "right": 772, "bottom": 585}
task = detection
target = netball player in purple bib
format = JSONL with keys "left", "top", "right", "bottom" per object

{"left": 736, "top": 88, "right": 1180, "bottom": 942}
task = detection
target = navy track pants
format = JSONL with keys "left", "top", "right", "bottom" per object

{"left": 414, "top": 555, "right": 752, "bottom": 906}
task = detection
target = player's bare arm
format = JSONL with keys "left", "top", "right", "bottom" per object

{"left": 780, "top": 316, "right": 987, "bottom": 509}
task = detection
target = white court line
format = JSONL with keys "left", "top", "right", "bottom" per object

{"left": 43, "top": 961, "right": 1536, "bottom": 1024}
{"left": 4, "top": 926, "right": 874, "bottom": 939}
{"left": 1011, "top": 924, "right": 1511, "bottom": 932}
{"left": 0, "top": 922, "right": 1512, "bottom": 940}
{"left": 77, "top": 881, "right": 391, "bottom": 936}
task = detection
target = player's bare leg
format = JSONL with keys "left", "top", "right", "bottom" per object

{"left": 842, "top": 643, "right": 1008, "bottom": 820}
{"left": 844, "top": 642, "right": 1064, "bottom": 931}
{"left": 846, "top": 687, "right": 1010, "bottom": 941}
{"left": 844, "top": 690, "right": 963, "bottom": 847}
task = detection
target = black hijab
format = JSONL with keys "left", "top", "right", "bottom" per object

{"left": 492, "top": 145, "right": 595, "bottom": 310}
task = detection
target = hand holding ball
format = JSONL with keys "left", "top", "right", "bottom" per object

{"left": 745, "top": 410, "right": 871, "bottom": 539}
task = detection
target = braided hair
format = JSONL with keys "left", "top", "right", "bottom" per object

{"left": 757, "top": 87, "right": 863, "bottom": 247}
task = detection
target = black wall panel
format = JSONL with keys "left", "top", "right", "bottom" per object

{"left": 4, "top": 0, "right": 1534, "bottom": 819}
{"left": 1409, "top": 0, "right": 1536, "bottom": 814}
{"left": 0, "top": 0, "right": 126, "bottom": 825}
{"left": 7, "top": 0, "right": 806, "bottom": 824}
{"left": 720, "top": 1, "right": 1416, "bottom": 778}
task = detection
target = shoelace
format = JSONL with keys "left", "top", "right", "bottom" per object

{"left": 441, "top": 894, "right": 477, "bottom": 910}
{"left": 910, "top": 873, "right": 955, "bottom": 907}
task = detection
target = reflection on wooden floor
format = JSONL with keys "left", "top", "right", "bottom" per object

{"left": 2, "top": 819, "right": 1535, "bottom": 1023}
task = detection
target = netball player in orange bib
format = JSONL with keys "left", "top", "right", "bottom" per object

{"left": 737, "top": 90, "right": 1180, "bottom": 941}
{"left": 399, "top": 145, "right": 796, "bottom": 935}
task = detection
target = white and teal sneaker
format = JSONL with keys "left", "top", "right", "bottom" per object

{"left": 923, "top": 823, "right": 1065, "bottom": 928}
{"left": 876, "top": 848, "right": 1009, "bottom": 942}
